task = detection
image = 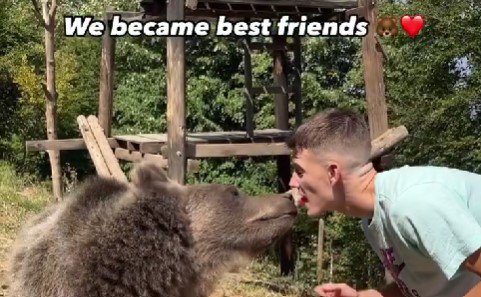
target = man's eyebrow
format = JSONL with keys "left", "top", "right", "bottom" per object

{"left": 292, "top": 163, "right": 304, "bottom": 173}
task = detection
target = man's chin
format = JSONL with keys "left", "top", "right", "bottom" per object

{"left": 306, "top": 205, "right": 326, "bottom": 217}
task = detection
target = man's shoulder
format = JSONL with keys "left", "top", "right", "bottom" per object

{"left": 376, "top": 165, "right": 481, "bottom": 199}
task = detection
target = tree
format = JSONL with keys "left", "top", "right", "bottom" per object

{"left": 32, "top": 0, "right": 62, "bottom": 201}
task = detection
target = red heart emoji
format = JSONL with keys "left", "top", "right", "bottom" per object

{"left": 400, "top": 15, "right": 424, "bottom": 38}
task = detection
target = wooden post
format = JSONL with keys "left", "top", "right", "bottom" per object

{"left": 317, "top": 219, "right": 325, "bottom": 284}
{"left": 243, "top": 34, "right": 254, "bottom": 137}
{"left": 273, "top": 35, "right": 295, "bottom": 276}
{"left": 361, "top": 0, "right": 388, "bottom": 140}
{"left": 361, "top": 0, "right": 393, "bottom": 284}
{"left": 293, "top": 35, "right": 302, "bottom": 127}
{"left": 166, "top": 0, "right": 187, "bottom": 184}
{"left": 273, "top": 36, "right": 289, "bottom": 131}
{"left": 38, "top": 0, "right": 62, "bottom": 201}
{"left": 98, "top": 11, "right": 116, "bottom": 137}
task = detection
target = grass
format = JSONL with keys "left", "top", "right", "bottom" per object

{"left": 0, "top": 161, "right": 319, "bottom": 297}
{"left": 213, "top": 258, "right": 319, "bottom": 297}
{"left": 0, "top": 161, "right": 52, "bottom": 261}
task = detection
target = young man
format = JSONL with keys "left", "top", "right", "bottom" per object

{"left": 287, "top": 108, "right": 481, "bottom": 297}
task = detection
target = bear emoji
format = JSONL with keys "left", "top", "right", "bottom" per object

{"left": 376, "top": 17, "right": 399, "bottom": 37}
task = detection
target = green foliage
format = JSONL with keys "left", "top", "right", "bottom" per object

{"left": 378, "top": 0, "right": 481, "bottom": 172}
{"left": 3, "top": 0, "right": 481, "bottom": 291}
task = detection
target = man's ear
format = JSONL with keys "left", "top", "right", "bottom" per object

{"left": 327, "top": 163, "right": 341, "bottom": 185}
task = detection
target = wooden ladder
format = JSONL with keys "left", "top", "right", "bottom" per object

{"left": 77, "top": 115, "right": 128, "bottom": 182}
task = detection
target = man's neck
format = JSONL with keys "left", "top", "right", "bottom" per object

{"left": 341, "top": 162, "right": 378, "bottom": 218}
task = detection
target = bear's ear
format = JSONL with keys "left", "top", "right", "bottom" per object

{"left": 391, "top": 17, "right": 398, "bottom": 25}
{"left": 130, "top": 160, "right": 169, "bottom": 188}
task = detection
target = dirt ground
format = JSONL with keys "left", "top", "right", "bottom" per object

{"left": 0, "top": 259, "right": 314, "bottom": 297}
{"left": 0, "top": 261, "right": 8, "bottom": 297}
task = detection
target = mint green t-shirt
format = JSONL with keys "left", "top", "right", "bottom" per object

{"left": 361, "top": 165, "right": 481, "bottom": 297}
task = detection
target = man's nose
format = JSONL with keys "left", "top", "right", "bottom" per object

{"left": 289, "top": 172, "right": 300, "bottom": 188}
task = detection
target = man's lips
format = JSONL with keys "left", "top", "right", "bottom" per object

{"left": 289, "top": 188, "right": 309, "bottom": 207}
{"left": 299, "top": 196, "right": 309, "bottom": 206}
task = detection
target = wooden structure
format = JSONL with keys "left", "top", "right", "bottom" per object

{"left": 77, "top": 115, "right": 128, "bottom": 182}
{"left": 26, "top": 0, "right": 405, "bottom": 276}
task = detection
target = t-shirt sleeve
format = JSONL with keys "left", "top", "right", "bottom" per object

{"left": 389, "top": 183, "right": 481, "bottom": 280}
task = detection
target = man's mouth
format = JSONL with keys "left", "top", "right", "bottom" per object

{"left": 298, "top": 196, "right": 309, "bottom": 206}
{"left": 290, "top": 188, "right": 309, "bottom": 207}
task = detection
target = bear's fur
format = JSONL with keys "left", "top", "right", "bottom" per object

{"left": 7, "top": 161, "right": 297, "bottom": 297}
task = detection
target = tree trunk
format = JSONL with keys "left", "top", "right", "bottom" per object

{"left": 42, "top": 0, "right": 62, "bottom": 201}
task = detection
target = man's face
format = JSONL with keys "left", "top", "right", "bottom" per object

{"left": 289, "top": 149, "right": 339, "bottom": 217}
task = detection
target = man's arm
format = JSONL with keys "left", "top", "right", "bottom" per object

{"left": 357, "top": 282, "right": 404, "bottom": 297}
{"left": 463, "top": 248, "right": 481, "bottom": 297}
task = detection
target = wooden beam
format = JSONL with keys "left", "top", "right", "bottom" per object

{"left": 272, "top": 36, "right": 290, "bottom": 136}
{"left": 87, "top": 115, "right": 127, "bottom": 182}
{"left": 197, "top": 0, "right": 358, "bottom": 9}
{"left": 98, "top": 11, "right": 116, "bottom": 137}
{"left": 26, "top": 138, "right": 118, "bottom": 151}
{"left": 293, "top": 35, "right": 302, "bottom": 127}
{"left": 273, "top": 35, "right": 295, "bottom": 276}
{"left": 182, "top": 142, "right": 291, "bottom": 158}
{"left": 361, "top": 0, "right": 388, "bottom": 140}
{"left": 114, "top": 148, "right": 201, "bottom": 173}
{"left": 243, "top": 36, "right": 254, "bottom": 137}
{"left": 369, "top": 125, "right": 408, "bottom": 161}
{"left": 77, "top": 115, "right": 111, "bottom": 178}
{"left": 166, "top": 0, "right": 187, "bottom": 184}
{"left": 345, "top": 6, "right": 365, "bottom": 19}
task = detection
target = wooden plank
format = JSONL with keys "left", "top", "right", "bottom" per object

{"left": 115, "top": 148, "right": 201, "bottom": 173}
{"left": 115, "top": 135, "right": 160, "bottom": 143}
{"left": 243, "top": 35, "right": 254, "bottom": 137}
{"left": 98, "top": 11, "right": 116, "bottom": 137}
{"left": 369, "top": 125, "right": 408, "bottom": 161}
{"left": 26, "top": 138, "right": 118, "bottom": 151}
{"left": 140, "top": 133, "right": 209, "bottom": 143}
{"left": 361, "top": 0, "right": 388, "bottom": 140}
{"left": 115, "top": 148, "right": 168, "bottom": 164}
{"left": 87, "top": 115, "right": 127, "bottom": 182}
{"left": 345, "top": 6, "right": 365, "bottom": 19}
{"left": 140, "top": 143, "right": 165, "bottom": 154}
{"left": 184, "top": 142, "right": 290, "bottom": 158}
{"left": 167, "top": 0, "right": 187, "bottom": 184}
{"left": 77, "top": 115, "right": 111, "bottom": 178}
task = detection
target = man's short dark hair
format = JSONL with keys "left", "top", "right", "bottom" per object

{"left": 287, "top": 108, "right": 371, "bottom": 167}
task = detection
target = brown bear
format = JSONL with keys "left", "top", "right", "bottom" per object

{"left": 376, "top": 17, "right": 399, "bottom": 37}
{"left": 7, "top": 161, "right": 297, "bottom": 297}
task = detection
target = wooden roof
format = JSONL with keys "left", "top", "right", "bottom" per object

{"left": 139, "top": 0, "right": 359, "bottom": 20}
